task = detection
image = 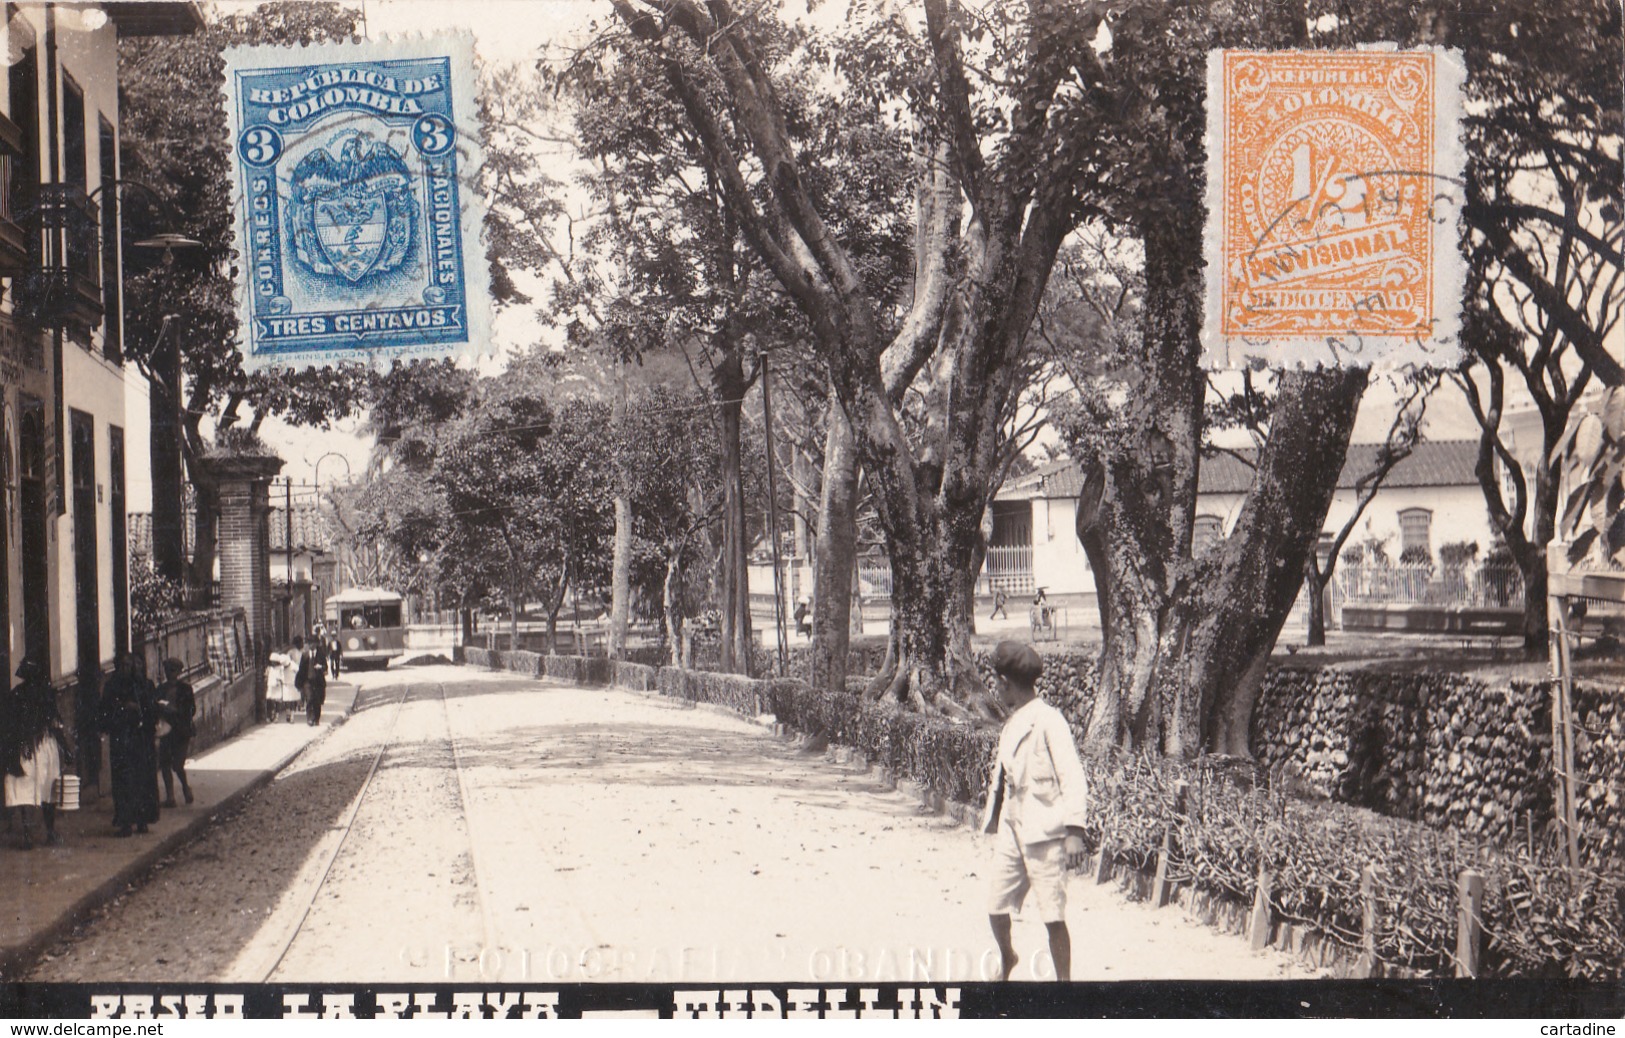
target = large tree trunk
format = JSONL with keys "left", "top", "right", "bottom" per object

{"left": 1085, "top": 371, "right": 1367, "bottom": 756}
{"left": 1081, "top": 216, "right": 1369, "bottom": 757}
{"left": 185, "top": 462, "right": 219, "bottom": 609}
{"left": 1080, "top": 220, "right": 1206, "bottom": 754}
{"left": 714, "top": 351, "right": 753, "bottom": 675}
{"left": 845, "top": 372, "right": 1001, "bottom": 720}
{"left": 1184, "top": 368, "right": 1368, "bottom": 755}
{"left": 1305, "top": 565, "right": 1328, "bottom": 647}
{"left": 810, "top": 393, "right": 858, "bottom": 693}
{"left": 663, "top": 544, "right": 685, "bottom": 666}
{"left": 148, "top": 366, "right": 185, "bottom": 582}
{"left": 609, "top": 492, "right": 632, "bottom": 658}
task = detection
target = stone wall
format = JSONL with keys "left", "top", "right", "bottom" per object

{"left": 772, "top": 644, "right": 1625, "bottom": 865}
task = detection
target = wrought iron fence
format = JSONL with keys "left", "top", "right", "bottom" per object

{"left": 857, "top": 556, "right": 893, "bottom": 598}
{"left": 985, "top": 545, "right": 1035, "bottom": 595}
{"left": 136, "top": 607, "right": 251, "bottom": 683}
{"left": 854, "top": 546, "right": 1037, "bottom": 601}
{"left": 1334, "top": 562, "right": 1524, "bottom": 609}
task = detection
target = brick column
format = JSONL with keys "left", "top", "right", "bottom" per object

{"left": 203, "top": 454, "right": 283, "bottom": 722}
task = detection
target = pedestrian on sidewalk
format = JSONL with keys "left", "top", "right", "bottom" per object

{"left": 327, "top": 629, "right": 342, "bottom": 678}
{"left": 981, "top": 640, "right": 1089, "bottom": 982}
{"left": 100, "top": 653, "right": 161, "bottom": 837}
{"left": 990, "top": 587, "right": 1009, "bottom": 620}
{"left": 266, "top": 647, "right": 298, "bottom": 723}
{"left": 154, "top": 658, "right": 195, "bottom": 808}
{"left": 290, "top": 636, "right": 309, "bottom": 716}
{"left": 310, "top": 627, "right": 330, "bottom": 683}
{"left": 298, "top": 640, "right": 328, "bottom": 726}
{"left": 3, "top": 658, "right": 69, "bottom": 848}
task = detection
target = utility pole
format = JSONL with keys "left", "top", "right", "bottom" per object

{"left": 760, "top": 352, "right": 789, "bottom": 676}
{"left": 284, "top": 478, "right": 295, "bottom": 642}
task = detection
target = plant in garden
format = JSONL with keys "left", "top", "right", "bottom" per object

{"left": 1555, "top": 385, "right": 1625, "bottom": 567}
{"left": 129, "top": 555, "right": 184, "bottom": 636}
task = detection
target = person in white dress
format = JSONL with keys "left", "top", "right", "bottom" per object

{"left": 4, "top": 658, "right": 67, "bottom": 848}
{"left": 266, "top": 645, "right": 301, "bottom": 722}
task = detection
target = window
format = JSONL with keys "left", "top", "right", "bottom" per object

{"left": 62, "top": 76, "right": 84, "bottom": 193}
{"left": 62, "top": 74, "right": 96, "bottom": 291}
{"left": 5, "top": 15, "right": 36, "bottom": 235}
{"left": 1193, "top": 514, "right": 1224, "bottom": 555}
{"left": 1315, "top": 531, "right": 1336, "bottom": 570}
{"left": 1398, "top": 508, "right": 1432, "bottom": 563}
{"left": 98, "top": 117, "right": 118, "bottom": 359}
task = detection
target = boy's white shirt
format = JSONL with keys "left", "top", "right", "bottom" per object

{"left": 980, "top": 697, "right": 1089, "bottom": 843}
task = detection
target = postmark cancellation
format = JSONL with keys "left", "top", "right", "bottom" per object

{"left": 223, "top": 34, "right": 491, "bottom": 372}
{"left": 1202, "top": 47, "right": 1467, "bottom": 370}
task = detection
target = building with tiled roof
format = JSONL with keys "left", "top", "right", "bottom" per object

{"left": 989, "top": 440, "right": 1495, "bottom": 597}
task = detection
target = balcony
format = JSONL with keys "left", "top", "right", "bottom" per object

{"left": 12, "top": 183, "right": 103, "bottom": 332}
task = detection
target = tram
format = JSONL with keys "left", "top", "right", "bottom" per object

{"left": 323, "top": 587, "right": 407, "bottom": 669}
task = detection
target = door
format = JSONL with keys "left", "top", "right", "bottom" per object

{"left": 18, "top": 396, "right": 48, "bottom": 670}
{"left": 71, "top": 410, "right": 99, "bottom": 776}
{"left": 109, "top": 425, "right": 127, "bottom": 657}
{"left": 71, "top": 410, "right": 98, "bottom": 668}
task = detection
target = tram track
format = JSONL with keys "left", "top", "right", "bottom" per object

{"left": 242, "top": 681, "right": 505, "bottom": 984}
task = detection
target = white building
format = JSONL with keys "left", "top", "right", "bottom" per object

{"left": 990, "top": 440, "right": 1497, "bottom": 597}
{"left": 1, "top": 4, "right": 201, "bottom": 729}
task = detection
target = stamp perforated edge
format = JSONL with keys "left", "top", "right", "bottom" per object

{"left": 1200, "top": 46, "right": 1468, "bottom": 372}
{"left": 221, "top": 32, "right": 492, "bottom": 373}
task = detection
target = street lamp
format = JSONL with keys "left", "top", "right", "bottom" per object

{"left": 105, "top": 180, "right": 206, "bottom": 586}
{"left": 313, "top": 451, "right": 351, "bottom": 488}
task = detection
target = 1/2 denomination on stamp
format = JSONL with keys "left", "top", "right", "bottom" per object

{"left": 224, "top": 35, "right": 490, "bottom": 371}
{"left": 1203, "top": 48, "right": 1466, "bottom": 369}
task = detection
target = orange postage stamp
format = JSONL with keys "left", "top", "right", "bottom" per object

{"left": 1203, "top": 48, "right": 1465, "bottom": 369}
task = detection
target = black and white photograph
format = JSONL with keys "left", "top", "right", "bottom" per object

{"left": 0, "top": 0, "right": 1620, "bottom": 1023}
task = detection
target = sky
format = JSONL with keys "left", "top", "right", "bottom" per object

{"left": 145, "top": 0, "right": 1511, "bottom": 511}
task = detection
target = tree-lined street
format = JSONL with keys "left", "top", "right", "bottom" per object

{"left": 26, "top": 667, "right": 1312, "bottom": 984}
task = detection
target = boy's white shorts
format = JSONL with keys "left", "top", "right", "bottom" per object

{"left": 987, "top": 823, "right": 1068, "bottom": 923}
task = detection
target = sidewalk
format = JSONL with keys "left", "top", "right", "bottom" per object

{"left": 0, "top": 681, "right": 359, "bottom": 979}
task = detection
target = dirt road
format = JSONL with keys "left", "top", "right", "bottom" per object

{"left": 28, "top": 666, "right": 1317, "bottom": 984}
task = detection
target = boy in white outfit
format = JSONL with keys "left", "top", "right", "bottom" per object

{"left": 981, "top": 640, "right": 1089, "bottom": 981}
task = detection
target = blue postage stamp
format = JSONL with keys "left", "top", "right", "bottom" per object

{"left": 223, "top": 36, "right": 490, "bottom": 371}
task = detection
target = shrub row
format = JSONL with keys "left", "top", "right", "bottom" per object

{"left": 613, "top": 660, "right": 659, "bottom": 691}
{"left": 656, "top": 667, "right": 778, "bottom": 717}
{"left": 768, "top": 681, "right": 996, "bottom": 806}
{"left": 1107, "top": 752, "right": 1625, "bottom": 979}
{"left": 541, "top": 654, "right": 614, "bottom": 686}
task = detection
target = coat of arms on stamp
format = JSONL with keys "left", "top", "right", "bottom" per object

{"left": 1202, "top": 48, "right": 1466, "bottom": 370}
{"left": 224, "top": 36, "right": 489, "bottom": 371}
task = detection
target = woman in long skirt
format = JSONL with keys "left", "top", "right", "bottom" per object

{"left": 100, "top": 652, "right": 160, "bottom": 837}
{"left": 4, "top": 658, "right": 65, "bottom": 848}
